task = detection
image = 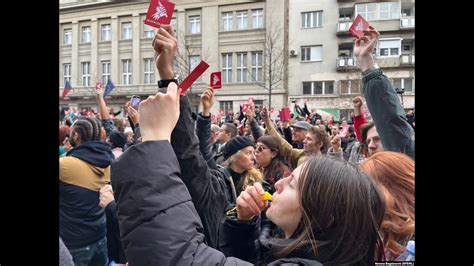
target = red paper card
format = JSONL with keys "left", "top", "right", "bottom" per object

{"left": 279, "top": 107, "right": 291, "bottom": 122}
{"left": 179, "top": 60, "right": 210, "bottom": 95}
{"left": 219, "top": 109, "right": 224, "bottom": 116}
{"left": 270, "top": 107, "right": 274, "bottom": 113}
{"left": 210, "top": 72, "right": 222, "bottom": 89}
{"left": 96, "top": 82, "right": 103, "bottom": 90}
{"left": 144, "top": 0, "right": 175, "bottom": 29}
{"left": 242, "top": 103, "right": 249, "bottom": 113}
{"left": 348, "top": 15, "right": 370, "bottom": 39}
{"left": 248, "top": 97, "right": 254, "bottom": 104}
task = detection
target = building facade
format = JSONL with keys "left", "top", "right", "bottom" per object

{"left": 59, "top": 0, "right": 288, "bottom": 117}
{"left": 288, "top": 0, "right": 415, "bottom": 120}
{"left": 60, "top": 0, "right": 414, "bottom": 121}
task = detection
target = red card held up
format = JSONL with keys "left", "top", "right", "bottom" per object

{"left": 179, "top": 60, "right": 210, "bottom": 95}
{"left": 242, "top": 103, "right": 249, "bottom": 113}
{"left": 96, "top": 82, "right": 103, "bottom": 90}
{"left": 279, "top": 107, "right": 291, "bottom": 122}
{"left": 210, "top": 72, "right": 222, "bottom": 89}
{"left": 144, "top": 0, "right": 175, "bottom": 29}
{"left": 348, "top": 15, "right": 370, "bottom": 39}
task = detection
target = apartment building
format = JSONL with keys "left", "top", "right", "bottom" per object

{"left": 59, "top": 0, "right": 289, "bottom": 116}
{"left": 288, "top": 0, "right": 415, "bottom": 120}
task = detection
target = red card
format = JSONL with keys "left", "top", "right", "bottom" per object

{"left": 96, "top": 82, "right": 103, "bottom": 90}
{"left": 248, "top": 97, "right": 254, "bottom": 104}
{"left": 210, "top": 72, "right": 222, "bottom": 89}
{"left": 144, "top": 0, "right": 175, "bottom": 29}
{"left": 242, "top": 103, "right": 249, "bottom": 113}
{"left": 279, "top": 107, "right": 291, "bottom": 122}
{"left": 270, "top": 107, "right": 274, "bottom": 113}
{"left": 219, "top": 109, "right": 224, "bottom": 116}
{"left": 179, "top": 60, "right": 210, "bottom": 95}
{"left": 348, "top": 15, "right": 370, "bottom": 39}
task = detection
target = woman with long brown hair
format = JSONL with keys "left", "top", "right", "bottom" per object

{"left": 359, "top": 151, "right": 415, "bottom": 260}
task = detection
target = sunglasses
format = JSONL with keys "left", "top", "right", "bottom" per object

{"left": 255, "top": 145, "right": 268, "bottom": 153}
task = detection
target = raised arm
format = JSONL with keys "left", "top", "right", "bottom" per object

{"left": 153, "top": 25, "right": 227, "bottom": 248}
{"left": 355, "top": 26, "right": 414, "bottom": 159}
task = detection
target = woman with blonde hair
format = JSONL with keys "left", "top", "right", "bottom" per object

{"left": 359, "top": 151, "right": 415, "bottom": 260}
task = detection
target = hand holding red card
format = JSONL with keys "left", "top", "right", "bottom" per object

{"left": 144, "top": 0, "right": 175, "bottom": 29}
{"left": 210, "top": 72, "right": 222, "bottom": 89}
{"left": 348, "top": 15, "right": 370, "bottom": 39}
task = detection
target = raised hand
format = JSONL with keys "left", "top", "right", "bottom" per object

{"left": 354, "top": 26, "right": 380, "bottom": 72}
{"left": 139, "top": 82, "right": 181, "bottom": 142}
{"left": 200, "top": 87, "right": 215, "bottom": 116}
{"left": 153, "top": 24, "right": 177, "bottom": 80}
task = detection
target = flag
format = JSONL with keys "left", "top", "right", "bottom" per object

{"left": 104, "top": 79, "right": 115, "bottom": 97}
{"left": 61, "top": 81, "right": 72, "bottom": 99}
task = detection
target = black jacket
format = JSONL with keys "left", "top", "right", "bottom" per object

{"left": 104, "top": 201, "right": 127, "bottom": 263}
{"left": 169, "top": 96, "right": 229, "bottom": 249}
{"left": 112, "top": 140, "right": 323, "bottom": 266}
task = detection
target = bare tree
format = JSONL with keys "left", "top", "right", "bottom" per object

{"left": 248, "top": 19, "right": 285, "bottom": 110}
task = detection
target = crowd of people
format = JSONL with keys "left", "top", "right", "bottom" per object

{"left": 59, "top": 24, "right": 415, "bottom": 266}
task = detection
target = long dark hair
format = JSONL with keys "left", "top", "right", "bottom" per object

{"left": 278, "top": 156, "right": 385, "bottom": 265}
{"left": 256, "top": 135, "right": 292, "bottom": 190}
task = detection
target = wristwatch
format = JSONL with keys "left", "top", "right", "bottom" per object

{"left": 158, "top": 75, "right": 180, "bottom": 88}
{"left": 362, "top": 64, "right": 380, "bottom": 75}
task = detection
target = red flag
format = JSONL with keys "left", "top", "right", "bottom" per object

{"left": 210, "top": 72, "right": 222, "bottom": 89}
{"left": 61, "top": 81, "right": 72, "bottom": 99}
{"left": 144, "top": 0, "right": 175, "bottom": 29}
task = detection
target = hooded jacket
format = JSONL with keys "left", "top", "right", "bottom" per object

{"left": 60, "top": 141, "right": 114, "bottom": 248}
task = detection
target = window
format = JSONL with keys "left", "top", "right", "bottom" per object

{"left": 64, "top": 29, "right": 72, "bottom": 45}
{"left": 101, "top": 24, "right": 111, "bottom": 41}
{"left": 340, "top": 80, "right": 360, "bottom": 95}
{"left": 301, "top": 11, "right": 323, "bottom": 28}
{"left": 251, "top": 51, "right": 263, "bottom": 82}
{"left": 171, "top": 17, "right": 177, "bottom": 30}
{"left": 63, "top": 64, "right": 71, "bottom": 84}
{"left": 392, "top": 78, "right": 414, "bottom": 93}
{"left": 220, "top": 101, "right": 233, "bottom": 114}
{"left": 82, "top": 26, "right": 91, "bottom": 43}
{"left": 252, "top": 9, "right": 263, "bottom": 28}
{"left": 356, "top": 2, "right": 399, "bottom": 21}
{"left": 301, "top": 45, "right": 322, "bottom": 62}
{"left": 378, "top": 38, "right": 401, "bottom": 57}
{"left": 236, "top": 53, "right": 247, "bottom": 83}
{"left": 189, "top": 55, "right": 201, "bottom": 81}
{"left": 122, "top": 22, "right": 132, "bottom": 40}
{"left": 143, "top": 24, "right": 154, "bottom": 38}
{"left": 222, "top": 53, "right": 232, "bottom": 83}
{"left": 144, "top": 58, "right": 154, "bottom": 84}
{"left": 122, "top": 59, "right": 132, "bottom": 85}
{"left": 302, "top": 81, "right": 334, "bottom": 95}
{"left": 101, "top": 61, "right": 111, "bottom": 85}
{"left": 81, "top": 62, "right": 91, "bottom": 86}
{"left": 222, "top": 12, "right": 233, "bottom": 31}
{"left": 236, "top": 11, "right": 248, "bottom": 30}
{"left": 189, "top": 16, "right": 201, "bottom": 34}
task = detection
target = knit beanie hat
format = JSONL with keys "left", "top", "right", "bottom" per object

{"left": 223, "top": 136, "right": 254, "bottom": 160}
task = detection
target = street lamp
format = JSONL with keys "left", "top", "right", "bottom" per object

{"left": 395, "top": 87, "right": 405, "bottom": 107}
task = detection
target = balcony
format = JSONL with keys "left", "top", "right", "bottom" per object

{"left": 337, "top": 21, "right": 352, "bottom": 34}
{"left": 336, "top": 57, "right": 357, "bottom": 71}
{"left": 400, "top": 54, "right": 415, "bottom": 65}
{"left": 400, "top": 16, "right": 415, "bottom": 29}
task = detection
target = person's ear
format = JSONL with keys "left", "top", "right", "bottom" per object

{"left": 271, "top": 150, "right": 278, "bottom": 159}
{"left": 73, "top": 132, "right": 80, "bottom": 143}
